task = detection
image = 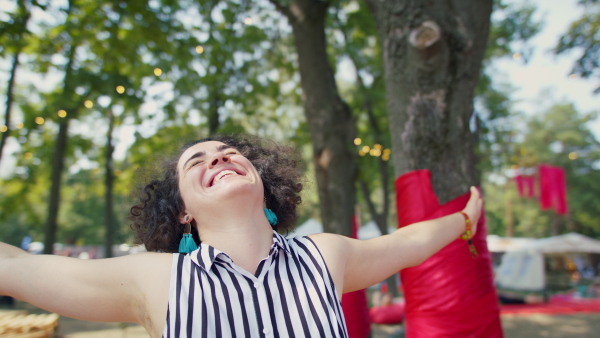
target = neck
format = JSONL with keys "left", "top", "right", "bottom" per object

{"left": 195, "top": 209, "right": 274, "bottom": 275}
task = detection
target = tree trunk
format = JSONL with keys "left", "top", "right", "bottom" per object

{"left": 0, "top": 0, "right": 30, "bottom": 166}
{"left": 366, "top": 0, "right": 492, "bottom": 203}
{"left": 42, "top": 43, "right": 77, "bottom": 254}
{"left": 0, "top": 52, "right": 21, "bottom": 167}
{"left": 274, "top": 0, "right": 357, "bottom": 235}
{"left": 505, "top": 191, "right": 514, "bottom": 237}
{"left": 103, "top": 109, "right": 116, "bottom": 258}
{"left": 550, "top": 213, "right": 561, "bottom": 236}
{"left": 43, "top": 119, "right": 70, "bottom": 254}
{"left": 208, "top": 88, "right": 221, "bottom": 134}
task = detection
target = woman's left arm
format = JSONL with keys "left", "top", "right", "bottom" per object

{"left": 310, "top": 187, "right": 483, "bottom": 294}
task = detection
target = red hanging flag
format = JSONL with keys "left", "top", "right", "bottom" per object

{"left": 539, "top": 164, "right": 568, "bottom": 215}
{"left": 515, "top": 174, "right": 535, "bottom": 198}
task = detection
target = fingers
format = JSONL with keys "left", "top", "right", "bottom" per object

{"left": 466, "top": 186, "right": 480, "bottom": 209}
{"left": 466, "top": 186, "right": 483, "bottom": 235}
{"left": 470, "top": 186, "right": 480, "bottom": 201}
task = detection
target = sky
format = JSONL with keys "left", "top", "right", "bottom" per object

{"left": 494, "top": 0, "right": 599, "bottom": 134}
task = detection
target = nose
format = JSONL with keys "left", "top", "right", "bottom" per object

{"left": 208, "top": 152, "right": 230, "bottom": 168}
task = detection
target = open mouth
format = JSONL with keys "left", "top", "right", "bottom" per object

{"left": 209, "top": 169, "right": 243, "bottom": 187}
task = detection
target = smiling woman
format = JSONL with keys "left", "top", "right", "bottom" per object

{"left": 129, "top": 134, "right": 304, "bottom": 253}
{"left": 0, "top": 133, "right": 483, "bottom": 338}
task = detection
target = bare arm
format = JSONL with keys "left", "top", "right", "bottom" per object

{"left": 310, "top": 187, "right": 483, "bottom": 294}
{"left": 0, "top": 243, "right": 172, "bottom": 326}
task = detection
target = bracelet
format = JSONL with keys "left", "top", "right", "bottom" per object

{"left": 459, "top": 211, "right": 478, "bottom": 258}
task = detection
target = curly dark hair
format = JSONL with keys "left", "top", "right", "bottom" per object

{"left": 129, "top": 134, "right": 304, "bottom": 252}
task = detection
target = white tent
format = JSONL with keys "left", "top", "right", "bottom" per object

{"left": 494, "top": 232, "right": 600, "bottom": 290}
{"left": 486, "top": 235, "right": 537, "bottom": 253}
{"left": 528, "top": 232, "right": 600, "bottom": 254}
{"left": 358, "top": 221, "right": 396, "bottom": 240}
{"left": 287, "top": 219, "right": 395, "bottom": 240}
{"left": 287, "top": 218, "right": 323, "bottom": 237}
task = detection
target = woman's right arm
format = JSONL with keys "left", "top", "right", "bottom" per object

{"left": 0, "top": 242, "right": 172, "bottom": 325}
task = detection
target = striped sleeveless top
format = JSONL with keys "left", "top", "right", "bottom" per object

{"left": 162, "top": 231, "right": 348, "bottom": 337}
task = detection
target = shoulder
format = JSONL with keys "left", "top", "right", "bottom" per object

{"left": 128, "top": 252, "right": 176, "bottom": 292}
{"left": 306, "top": 232, "right": 348, "bottom": 249}
{"left": 124, "top": 252, "right": 174, "bottom": 335}
{"left": 307, "top": 233, "right": 351, "bottom": 294}
{"left": 127, "top": 251, "right": 175, "bottom": 269}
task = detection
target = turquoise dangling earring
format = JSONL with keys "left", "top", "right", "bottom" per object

{"left": 264, "top": 208, "right": 278, "bottom": 227}
{"left": 179, "top": 218, "right": 198, "bottom": 254}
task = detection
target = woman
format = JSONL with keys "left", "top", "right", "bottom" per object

{"left": 0, "top": 134, "right": 482, "bottom": 337}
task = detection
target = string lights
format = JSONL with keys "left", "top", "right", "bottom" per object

{"left": 354, "top": 138, "right": 391, "bottom": 161}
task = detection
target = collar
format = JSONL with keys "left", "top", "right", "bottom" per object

{"left": 190, "top": 230, "right": 291, "bottom": 272}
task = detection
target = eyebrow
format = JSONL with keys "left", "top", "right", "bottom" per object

{"left": 182, "top": 144, "right": 233, "bottom": 169}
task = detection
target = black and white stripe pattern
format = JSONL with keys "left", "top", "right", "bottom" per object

{"left": 163, "top": 231, "right": 348, "bottom": 338}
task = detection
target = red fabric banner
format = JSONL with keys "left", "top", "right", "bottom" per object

{"left": 342, "top": 215, "right": 371, "bottom": 338}
{"left": 515, "top": 175, "right": 535, "bottom": 198}
{"left": 539, "top": 164, "right": 568, "bottom": 215}
{"left": 395, "top": 170, "right": 503, "bottom": 337}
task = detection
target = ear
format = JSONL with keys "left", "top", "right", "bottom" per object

{"left": 178, "top": 212, "right": 192, "bottom": 225}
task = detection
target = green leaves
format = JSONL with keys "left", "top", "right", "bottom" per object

{"left": 484, "top": 101, "right": 600, "bottom": 238}
{"left": 554, "top": 0, "right": 600, "bottom": 93}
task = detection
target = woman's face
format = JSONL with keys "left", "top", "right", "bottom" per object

{"left": 177, "top": 141, "right": 264, "bottom": 222}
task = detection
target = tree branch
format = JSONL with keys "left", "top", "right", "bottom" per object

{"left": 269, "top": 0, "right": 292, "bottom": 19}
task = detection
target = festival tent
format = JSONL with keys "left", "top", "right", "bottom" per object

{"left": 287, "top": 219, "right": 395, "bottom": 239}
{"left": 486, "top": 234, "right": 537, "bottom": 252}
{"left": 287, "top": 218, "right": 323, "bottom": 237}
{"left": 494, "top": 232, "right": 600, "bottom": 290}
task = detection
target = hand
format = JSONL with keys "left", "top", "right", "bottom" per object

{"left": 462, "top": 186, "right": 483, "bottom": 236}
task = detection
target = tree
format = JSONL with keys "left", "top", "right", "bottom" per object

{"left": 486, "top": 101, "right": 600, "bottom": 238}
{"left": 365, "top": 0, "right": 493, "bottom": 201}
{"left": 14, "top": 0, "right": 179, "bottom": 253}
{"left": 0, "top": 0, "right": 35, "bottom": 167}
{"left": 272, "top": 0, "right": 358, "bottom": 236}
{"left": 554, "top": 0, "right": 600, "bottom": 94}
{"left": 476, "top": 0, "right": 541, "bottom": 174}
{"left": 363, "top": 1, "right": 504, "bottom": 335}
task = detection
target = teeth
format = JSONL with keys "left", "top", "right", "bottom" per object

{"left": 213, "top": 170, "right": 237, "bottom": 184}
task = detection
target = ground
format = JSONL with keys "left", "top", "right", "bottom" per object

{"left": 2, "top": 300, "right": 600, "bottom": 337}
